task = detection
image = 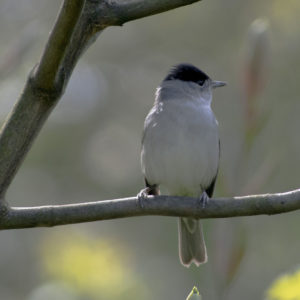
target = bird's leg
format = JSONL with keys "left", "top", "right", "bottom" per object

{"left": 199, "top": 191, "right": 210, "bottom": 209}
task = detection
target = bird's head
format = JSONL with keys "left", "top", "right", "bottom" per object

{"left": 161, "top": 63, "right": 226, "bottom": 102}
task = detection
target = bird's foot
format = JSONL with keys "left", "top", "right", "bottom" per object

{"left": 199, "top": 191, "right": 210, "bottom": 209}
{"left": 137, "top": 188, "right": 150, "bottom": 209}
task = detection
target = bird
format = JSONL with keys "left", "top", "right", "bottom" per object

{"left": 140, "top": 63, "right": 226, "bottom": 267}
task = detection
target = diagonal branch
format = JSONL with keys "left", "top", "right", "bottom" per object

{"left": 0, "top": 0, "right": 85, "bottom": 199}
{"left": 0, "top": 189, "right": 299, "bottom": 230}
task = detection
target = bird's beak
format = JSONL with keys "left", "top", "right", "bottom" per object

{"left": 211, "top": 80, "right": 227, "bottom": 89}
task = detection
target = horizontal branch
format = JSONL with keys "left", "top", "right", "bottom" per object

{"left": 0, "top": 189, "right": 299, "bottom": 230}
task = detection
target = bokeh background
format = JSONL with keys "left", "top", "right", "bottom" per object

{"left": 0, "top": 0, "right": 300, "bottom": 299}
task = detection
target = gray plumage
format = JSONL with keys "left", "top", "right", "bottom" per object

{"left": 141, "top": 64, "right": 225, "bottom": 267}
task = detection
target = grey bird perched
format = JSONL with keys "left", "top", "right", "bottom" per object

{"left": 140, "top": 64, "right": 226, "bottom": 267}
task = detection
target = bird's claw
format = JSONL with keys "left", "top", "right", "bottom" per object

{"left": 199, "top": 191, "right": 210, "bottom": 209}
{"left": 137, "top": 188, "right": 150, "bottom": 209}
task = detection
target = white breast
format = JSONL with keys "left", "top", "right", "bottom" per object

{"left": 141, "top": 96, "right": 219, "bottom": 197}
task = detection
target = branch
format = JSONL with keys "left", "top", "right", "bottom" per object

{"left": 0, "top": 189, "right": 299, "bottom": 230}
{"left": 95, "top": 0, "right": 201, "bottom": 26}
{"left": 34, "top": 0, "right": 85, "bottom": 90}
{"left": 0, "top": 0, "right": 86, "bottom": 199}
{"left": 0, "top": 0, "right": 202, "bottom": 200}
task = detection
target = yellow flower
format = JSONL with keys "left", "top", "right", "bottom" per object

{"left": 266, "top": 268, "right": 300, "bottom": 300}
{"left": 39, "top": 231, "right": 147, "bottom": 300}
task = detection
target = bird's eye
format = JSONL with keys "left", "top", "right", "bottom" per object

{"left": 198, "top": 80, "right": 205, "bottom": 86}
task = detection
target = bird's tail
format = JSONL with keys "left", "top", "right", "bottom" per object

{"left": 178, "top": 217, "right": 207, "bottom": 267}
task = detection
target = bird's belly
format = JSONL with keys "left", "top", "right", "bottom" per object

{"left": 142, "top": 103, "right": 219, "bottom": 196}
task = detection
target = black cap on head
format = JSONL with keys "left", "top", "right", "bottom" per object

{"left": 164, "top": 63, "right": 210, "bottom": 86}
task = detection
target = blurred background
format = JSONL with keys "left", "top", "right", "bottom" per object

{"left": 0, "top": 0, "right": 300, "bottom": 299}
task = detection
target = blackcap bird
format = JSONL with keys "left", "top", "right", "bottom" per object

{"left": 140, "top": 63, "right": 226, "bottom": 267}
